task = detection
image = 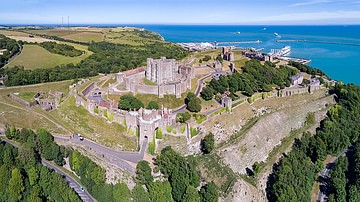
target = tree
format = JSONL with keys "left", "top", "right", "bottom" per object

{"left": 147, "top": 100, "right": 159, "bottom": 110}
{"left": 7, "top": 168, "right": 25, "bottom": 201}
{"left": 200, "top": 86, "right": 214, "bottom": 101}
{"left": 113, "top": 182, "right": 131, "bottom": 202}
{"left": 182, "top": 186, "right": 201, "bottom": 202}
{"left": 148, "top": 181, "right": 173, "bottom": 202}
{"left": 136, "top": 160, "right": 153, "bottom": 185}
{"left": 118, "top": 94, "right": 144, "bottom": 111}
{"left": 201, "top": 133, "right": 215, "bottom": 154}
{"left": 132, "top": 185, "right": 150, "bottom": 202}
{"left": 185, "top": 92, "right": 201, "bottom": 113}
{"left": 176, "top": 112, "right": 191, "bottom": 123}
{"left": 200, "top": 182, "right": 218, "bottom": 202}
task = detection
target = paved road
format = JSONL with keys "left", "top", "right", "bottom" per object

{"left": 42, "top": 160, "right": 95, "bottom": 202}
{"left": 55, "top": 135, "right": 148, "bottom": 174}
{"left": 317, "top": 149, "right": 348, "bottom": 202}
{"left": 0, "top": 138, "right": 95, "bottom": 202}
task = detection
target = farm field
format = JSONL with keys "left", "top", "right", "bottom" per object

{"left": 6, "top": 44, "right": 89, "bottom": 69}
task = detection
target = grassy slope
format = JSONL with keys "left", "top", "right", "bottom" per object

{"left": 0, "top": 80, "right": 72, "bottom": 133}
{"left": 6, "top": 45, "right": 88, "bottom": 70}
{"left": 50, "top": 96, "right": 137, "bottom": 151}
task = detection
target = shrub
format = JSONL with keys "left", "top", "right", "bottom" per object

{"left": 180, "top": 125, "right": 186, "bottom": 134}
{"left": 156, "top": 128, "right": 163, "bottom": 139}
{"left": 166, "top": 125, "right": 173, "bottom": 133}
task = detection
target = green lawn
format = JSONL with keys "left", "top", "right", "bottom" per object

{"left": 17, "top": 91, "right": 36, "bottom": 102}
{"left": 6, "top": 45, "right": 88, "bottom": 70}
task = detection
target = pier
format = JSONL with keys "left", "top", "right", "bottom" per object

{"left": 215, "top": 40, "right": 262, "bottom": 45}
{"left": 277, "top": 39, "right": 360, "bottom": 47}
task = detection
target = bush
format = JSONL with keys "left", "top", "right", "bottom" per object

{"left": 180, "top": 125, "right": 186, "bottom": 134}
{"left": 156, "top": 128, "right": 163, "bottom": 139}
{"left": 148, "top": 136, "right": 156, "bottom": 155}
{"left": 201, "top": 133, "right": 215, "bottom": 154}
{"left": 147, "top": 101, "right": 159, "bottom": 110}
{"left": 176, "top": 112, "right": 191, "bottom": 123}
{"left": 166, "top": 125, "right": 173, "bottom": 133}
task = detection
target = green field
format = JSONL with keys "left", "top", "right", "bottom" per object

{"left": 6, "top": 44, "right": 89, "bottom": 70}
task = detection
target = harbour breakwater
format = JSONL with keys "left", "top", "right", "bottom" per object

{"left": 277, "top": 40, "right": 360, "bottom": 47}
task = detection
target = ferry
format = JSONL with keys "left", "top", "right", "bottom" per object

{"left": 269, "top": 46, "right": 291, "bottom": 57}
{"left": 278, "top": 45, "right": 291, "bottom": 56}
{"left": 274, "top": 32, "right": 281, "bottom": 38}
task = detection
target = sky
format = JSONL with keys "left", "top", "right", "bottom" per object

{"left": 1, "top": 0, "right": 360, "bottom": 25}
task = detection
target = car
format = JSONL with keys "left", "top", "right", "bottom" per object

{"left": 79, "top": 136, "right": 84, "bottom": 141}
{"left": 80, "top": 186, "right": 84, "bottom": 192}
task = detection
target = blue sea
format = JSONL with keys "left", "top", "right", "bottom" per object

{"left": 140, "top": 25, "right": 360, "bottom": 85}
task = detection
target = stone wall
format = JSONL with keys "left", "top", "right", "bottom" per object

{"left": 8, "top": 93, "right": 37, "bottom": 107}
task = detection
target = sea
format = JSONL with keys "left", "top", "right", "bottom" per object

{"left": 140, "top": 25, "right": 360, "bottom": 85}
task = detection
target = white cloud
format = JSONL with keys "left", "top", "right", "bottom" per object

{"left": 289, "top": 0, "right": 332, "bottom": 7}
{"left": 257, "top": 10, "right": 360, "bottom": 22}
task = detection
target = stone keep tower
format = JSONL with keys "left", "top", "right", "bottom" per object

{"left": 146, "top": 57, "right": 178, "bottom": 84}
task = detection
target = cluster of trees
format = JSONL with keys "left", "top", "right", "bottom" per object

{"left": 185, "top": 92, "right": 202, "bottom": 113}
{"left": 0, "top": 34, "right": 21, "bottom": 67}
{"left": 118, "top": 95, "right": 160, "bottom": 111}
{"left": 5, "top": 127, "right": 66, "bottom": 166}
{"left": 267, "top": 83, "right": 360, "bottom": 201}
{"left": 118, "top": 94, "right": 144, "bottom": 111}
{"left": 288, "top": 61, "right": 325, "bottom": 76}
{"left": 0, "top": 129, "right": 80, "bottom": 201}
{"left": 327, "top": 142, "right": 360, "bottom": 202}
{"left": 1, "top": 37, "right": 188, "bottom": 86}
{"left": 39, "top": 42, "right": 83, "bottom": 57}
{"left": 201, "top": 60, "right": 297, "bottom": 100}
{"left": 153, "top": 146, "right": 219, "bottom": 202}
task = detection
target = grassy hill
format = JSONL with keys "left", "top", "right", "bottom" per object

{"left": 6, "top": 44, "right": 90, "bottom": 70}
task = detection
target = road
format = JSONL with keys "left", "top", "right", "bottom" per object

{"left": 55, "top": 135, "right": 148, "bottom": 174}
{"left": 0, "top": 137, "right": 95, "bottom": 202}
{"left": 317, "top": 149, "right": 348, "bottom": 202}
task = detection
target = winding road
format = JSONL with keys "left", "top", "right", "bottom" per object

{"left": 0, "top": 137, "right": 95, "bottom": 202}
{"left": 54, "top": 135, "right": 148, "bottom": 174}
{"left": 317, "top": 149, "right": 348, "bottom": 202}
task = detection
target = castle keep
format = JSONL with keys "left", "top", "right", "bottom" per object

{"left": 114, "top": 57, "right": 193, "bottom": 98}
{"left": 146, "top": 57, "right": 178, "bottom": 84}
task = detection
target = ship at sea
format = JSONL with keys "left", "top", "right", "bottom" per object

{"left": 270, "top": 46, "right": 291, "bottom": 57}
{"left": 274, "top": 32, "right": 281, "bottom": 38}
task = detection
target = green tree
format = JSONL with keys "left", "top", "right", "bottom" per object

{"left": 200, "top": 86, "right": 214, "bottom": 101}
{"left": 148, "top": 181, "right": 173, "bottom": 202}
{"left": 136, "top": 160, "right": 153, "bottom": 185}
{"left": 200, "top": 182, "right": 218, "bottom": 202}
{"left": 182, "top": 186, "right": 201, "bottom": 202}
{"left": 132, "top": 185, "right": 150, "bottom": 202}
{"left": 118, "top": 94, "right": 144, "bottom": 111}
{"left": 186, "top": 93, "right": 202, "bottom": 113}
{"left": 201, "top": 133, "right": 215, "bottom": 154}
{"left": 27, "top": 167, "right": 39, "bottom": 186}
{"left": 147, "top": 101, "right": 159, "bottom": 110}
{"left": 176, "top": 112, "right": 191, "bottom": 123}
{"left": 7, "top": 168, "right": 25, "bottom": 201}
{"left": 113, "top": 182, "right": 131, "bottom": 202}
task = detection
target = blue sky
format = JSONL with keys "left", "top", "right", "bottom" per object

{"left": 1, "top": 0, "right": 360, "bottom": 24}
